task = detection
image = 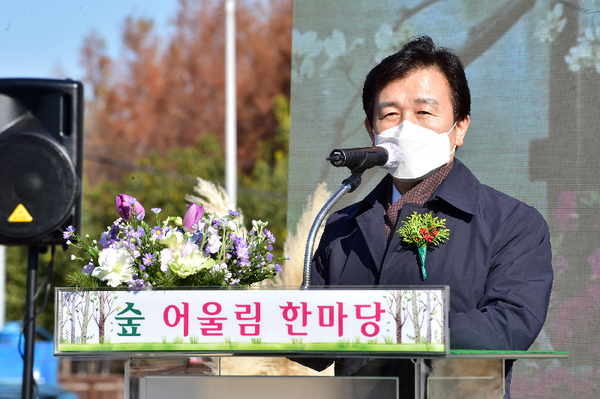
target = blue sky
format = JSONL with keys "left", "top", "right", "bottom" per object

{"left": 0, "top": 0, "right": 180, "bottom": 80}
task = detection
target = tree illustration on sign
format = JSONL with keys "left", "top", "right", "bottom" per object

{"left": 77, "top": 291, "right": 96, "bottom": 343}
{"left": 385, "top": 290, "right": 408, "bottom": 343}
{"left": 58, "top": 291, "right": 78, "bottom": 343}
{"left": 69, "top": 293, "right": 83, "bottom": 343}
{"left": 92, "top": 291, "right": 117, "bottom": 343}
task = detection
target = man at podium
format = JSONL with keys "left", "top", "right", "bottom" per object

{"left": 307, "top": 35, "right": 554, "bottom": 399}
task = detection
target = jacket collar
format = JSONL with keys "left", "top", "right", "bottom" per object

{"left": 360, "top": 173, "right": 392, "bottom": 211}
{"left": 357, "top": 157, "right": 479, "bottom": 217}
{"left": 428, "top": 158, "right": 479, "bottom": 216}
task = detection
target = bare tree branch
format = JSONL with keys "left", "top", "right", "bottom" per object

{"left": 458, "top": 0, "right": 537, "bottom": 67}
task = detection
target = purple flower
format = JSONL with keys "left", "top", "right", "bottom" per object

{"left": 151, "top": 208, "right": 162, "bottom": 214}
{"left": 205, "top": 233, "right": 222, "bottom": 254}
{"left": 116, "top": 194, "right": 145, "bottom": 222}
{"left": 264, "top": 229, "right": 275, "bottom": 244}
{"left": 233, "top": 237, "right": 249, "bottom": 260}
{"left": 275, "top": 264, "right": 282, "bottom": 273}
{"left": 128, "top": 277, "right": 150, "bottom": 291}
{"left": 82, "top": 263, "right": 95, "bottom": 275}
{"left": 109, "top": 224, "right": 119, "bottom": 238}
{"left": 231, "top": 236, "right": 250, "bottom": 266}
{"left": 99, "top": 232, "right": 111, "bottom": 247}
{"left": 151, "top": 226, "right": 169, "bottom": 240}
{"left": 267, "top": 253, "right": 273, "bottom": 262}
{"left": 130, "top": 226, "right": 145, "bottom": 239}
{"left": 143, "top": 253, "right": 155, "bottom": 266}
{"left": 228, "top": 210, "right": 240, "bottom": 217}
{"left": 183, "top": 203, "right": 205, "bottom": 231}
{"left": 63, "top": 226, "right": 76, "bottom": 240}
{"left": 267, "top": 245, "right": 273, "bottom": 251}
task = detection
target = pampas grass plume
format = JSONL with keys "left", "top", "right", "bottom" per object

{"left": 277, "top": 181, "right": 331, "bottom": 287}
{"left": 186, "top": 177, "right": 243, "bottom": 226}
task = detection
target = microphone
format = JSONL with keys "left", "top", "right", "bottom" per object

{"left": 326, "top": 146, "right": 389, "bottom": 169}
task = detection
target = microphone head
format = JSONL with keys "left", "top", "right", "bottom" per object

{"left": 326, "top": 149, "right": 347, "bottom": 167}
{"left": 326, "top": 147, "right": 388, "bottom": 169}
{"left": 375, "top": 142, "right": 403, "bottom": 168}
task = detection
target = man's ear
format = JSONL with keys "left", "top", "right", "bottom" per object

{"left": 365, "top": 118, "right": 375, "bottom": 146}
{"left": 455, "top": 115, "right": 470, "bottom": 147}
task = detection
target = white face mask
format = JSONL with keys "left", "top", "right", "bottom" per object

{"left": 374, "top": 120, "right": 456, "bottom": 183}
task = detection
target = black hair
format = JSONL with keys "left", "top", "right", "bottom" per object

{"left": 362, "top": 35, "right": 470, "bottom": 127}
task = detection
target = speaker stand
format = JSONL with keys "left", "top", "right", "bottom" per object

{"left": 22, "top": 246, "right": 39, "bottom": 399}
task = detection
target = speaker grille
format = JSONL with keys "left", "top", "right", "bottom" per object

{"left": 0, "top": 131, "right": 78, "bottom": 241}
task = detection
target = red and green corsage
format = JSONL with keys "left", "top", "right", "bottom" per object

{"left": 397, "top": 211, "right": 449, "bottom": 280}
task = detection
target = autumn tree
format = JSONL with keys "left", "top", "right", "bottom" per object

{"left": 4, "top": 0, "right": 292, "bottom": 334}
{"left": 82, "top": 0, "right": 292, "bottom": 182}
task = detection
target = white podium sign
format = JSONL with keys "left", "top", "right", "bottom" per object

{"left": 54, "top": 287, "right": 448, "bottom": 356}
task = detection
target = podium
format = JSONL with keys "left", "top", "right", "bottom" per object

{"left": 121, "top": 351, "right": 566, "bottom": 399}
{"left": 54, "top": 287, "right": 566, "bottom": 399}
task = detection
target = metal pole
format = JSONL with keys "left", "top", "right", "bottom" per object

{"left": 22, "top": 246, "right": 39, "bottom": 399}
{"left": 225, "top": 0, "right": 237, "bottom": 206}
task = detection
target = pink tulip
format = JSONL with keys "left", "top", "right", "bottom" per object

{"left": 115, "top": 194, "right": 145, "bottom": 222}
{"left": 182, "top": 203, "right": 204, "bottom": 230}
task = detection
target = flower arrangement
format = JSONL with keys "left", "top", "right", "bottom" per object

{"left": 64, "top": 194, "right": 286, "bottom": 289}
{"left": 397, "top": 211, "right": 449, "bottom": 280}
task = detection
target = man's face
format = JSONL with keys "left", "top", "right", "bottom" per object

{"left": 365, "top": 66, "right": 469, "bottom": 156}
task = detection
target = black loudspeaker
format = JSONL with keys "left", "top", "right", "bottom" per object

{"left": 0, "top": 78, "right": 84, "bottom": 246}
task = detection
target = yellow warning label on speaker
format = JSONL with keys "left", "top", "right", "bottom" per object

{"left": 8, "top": 204, "right": 33, "bottom": 223}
